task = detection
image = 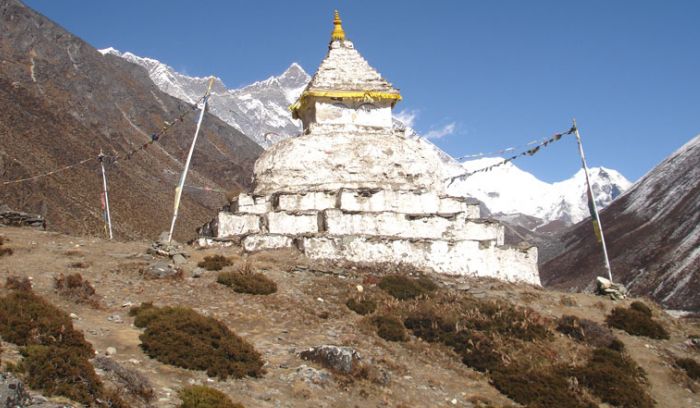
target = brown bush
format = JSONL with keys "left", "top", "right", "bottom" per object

{"left": 54, "top": 273, "right": 101, "bottom": 308}
{"left": 373, "top": 316, "right": 407, "bottom": 342}
{"left": 178, "top": 385, "right": 244, "bottom": 408}
{"left": 491, "top": 365, "right": 596, "bottom": 408}
{"left": 130, "top": 303, "right": 264, "bottom": 379}
{"left": 378, "top": 274, "right": 437, "bottom": 300}
{"left": 574, "top": 347, "right": 653, "bottom": 408}
{"left": 0, "top": 290, "right": 93, "bottom": 356}
{"left": 197, "top": 255, "right": 233, "bottom": 271}
{"left": 21, "top": 345, "right": 127, "bottom": 407}
{"left": 606, "top": 305, "right": 669, "bottom": 339}
{"left": 217, "top": 270, "right": 277, "bottom": 295}
{"left": 630, "top": 301, "right": 653, "bottom": 317}
{"left": 346, "top": 297, "right": 377, "bottom": 315}
{"left": 5, "top": 276, "right": 31, "bottom": 291}
{"left": 464, "top": 300, "right": 551, "bottom": 342}
{"left": 676, "top": 357, "right": 700, "bottom": 380}
{"left": 557, "top": 315, "right": 621, "bottom": 349}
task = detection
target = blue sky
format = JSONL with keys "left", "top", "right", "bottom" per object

{"left": 24, "top": 0, "right": 700, "bottom": 183}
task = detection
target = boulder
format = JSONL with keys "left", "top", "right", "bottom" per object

{"left": 299, "top": 345, "right": 361, "bottom": 374}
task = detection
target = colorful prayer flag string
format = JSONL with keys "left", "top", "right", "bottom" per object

{"left": 446, "top": 126, "right": 576, "bottom": 186}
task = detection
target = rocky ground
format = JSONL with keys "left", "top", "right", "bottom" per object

{"left": 1, "top": 225, "right": 699, "bottom": 407}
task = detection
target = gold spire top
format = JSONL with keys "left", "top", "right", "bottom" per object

{"left": 331, "top": 10, "right": 346, "bottom": 41}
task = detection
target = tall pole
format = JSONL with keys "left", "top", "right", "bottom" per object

{"left": 98, "top": 150, "right": 113, "bottom": 240}
{"left": 168, "top": 78, "right": 214, "bottom": 243}
{"left": 573, "top": 119, "right": 613, "bottom": 282}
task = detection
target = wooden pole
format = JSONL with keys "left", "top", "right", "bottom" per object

{"left": 167, "top": 78, "right": 215, "bottom": 243}
{"left": 573, "top": 119, "right": 613, "bottom": 282}
{"left": 98, "top": 150, "right": 113, "bottom": 240}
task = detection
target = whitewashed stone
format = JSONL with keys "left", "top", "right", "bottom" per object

{"left": 324, "top": 209, "right": 502, "bottom": 242}
{"left": 234, "top": 194, "right": 271, "bottom": 214}
{"left": 216, "top": 213, "right": 260, "bottom": 238}
{"left": 301, "top": 236, "right": 540, "bottom": 285}
{"left": 277, "top": 191, "right": 338, "bottom": 211}
{"left": 253, "top": 131, "right": 447, "bottom": 195}
{"left": 242, "top": 234, "right": 295, "bottom": 252}
{"left": 339, "top": 190, "right": 440, "bottom": 213}
{"left": 439, "top": 196, "right": 479, "bottom": 217}
{"left": 267, "top": 212, "right": 320, "bottom": 235}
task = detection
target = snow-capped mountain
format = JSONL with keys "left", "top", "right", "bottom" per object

{"left": 445, "top": 158, "right": 632, "bottom": 225}
{"left": 543, "top": 134, "right": 700, "bottom": 311}
{"left": 99, "top": 48, "right": 309, "bottom": 148}
{"left": 102, "top": 48, "right": 631, "bottom": 226}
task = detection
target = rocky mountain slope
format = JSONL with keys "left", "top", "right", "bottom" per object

{"left": 101, "top": 48, "right": 309, "bottom": 148}
{"left": 0, "top": 0, "right": 262, "bottom": 240}
{"left": 105, "top": 50, "right": 632, "bottom": 229}
{"left": 542, "top": 134, "right": 700, "bottom": 311}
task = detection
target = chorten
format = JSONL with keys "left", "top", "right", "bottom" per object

{"left": 201, "top": 12, "right": 540, "bottom": 285}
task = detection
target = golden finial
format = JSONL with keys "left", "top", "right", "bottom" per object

{"left": 331, "top": 10, "right": 345, "bottom": 41}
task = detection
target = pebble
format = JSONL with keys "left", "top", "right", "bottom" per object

{"left": 105, "top": 347, "right": 117, "bottom": 356}
{"left": 356, "top": 285, "right": 364, "bottom": 293}
{"left": 69, "top": 313, "right": 79, "bottom": 320}
{"left": 128, "top": 359, "right": 141, "bottom": 365}
{"left": 316, "top": 297, "right": 324, "bottom": 302}
{"left": 107, "top": 314, "right": 123, "bottom": 324}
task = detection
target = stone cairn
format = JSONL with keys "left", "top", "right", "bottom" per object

{"left": 199, "top": 11, "right": 540, "bottom": 286}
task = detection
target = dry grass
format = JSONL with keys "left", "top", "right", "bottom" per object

{"left": 178, "top": 385, "right": 244, "bottom": 408}
{"left": 676, "top": 357, "right": 700, "bottom": 381}
{"left": 197, "top": 255, "right": 233, "bottom": 271}
{"left": 377, "top": 274, "right": 437, "bottom": 300}
{"left": 373, "top": 315, "right": 407, "bottom": 342}
{"left": 346, "top": 297, "right": 377, "bottom": 315}
{"left": 0, "top": 236, "right": 12, "bottom": 257}
{"left": 557, "top": 315, "right": 622, "bottom": 350}
{"left": 217, "top": 265, "right": 277, "bottom": 295}
{"left": 93, "top": 356, "right": 155, "bottom": 402}
{"left": 5, "top": 275, "right": 31, "bottom": 291}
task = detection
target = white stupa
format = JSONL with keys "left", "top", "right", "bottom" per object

{"left": 201, "top": 12, "right": 540, "bottom": 285}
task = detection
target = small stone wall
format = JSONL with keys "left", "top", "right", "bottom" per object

{"left": 201, "top": 189, "right": 540, "bottom": 285}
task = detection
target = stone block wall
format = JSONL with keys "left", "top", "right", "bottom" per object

{"left": 203, "top": 188, "right": 539, "bottom": 285}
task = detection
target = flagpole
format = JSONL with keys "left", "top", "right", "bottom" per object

{"left": 573, "top": 119, "right": 613, "bottom": 282}
{"left": 167, "top": 78, "right": 215, "bottom": 243}
{"left": 98, "top": 150, "right": 113, "bottom": 240}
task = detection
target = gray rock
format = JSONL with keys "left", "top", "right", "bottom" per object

{"left": 0, "top": 372, "right": 31, "bottom": 407}
{"left": 172, "top": 253, "right": 186, "bottom": 266}
{"left": 143, "top": 262, "right": 179, "bottom": 279}
{"left": 290, "top": 364, "right": 331, "bottom": 386}
{"left": 191, "top": 267, "right": 205, "bottom": 278}
{"left": 299, "top": 345, "right": 361, "bottom": 374}
{"left": 595, "top": 276, "right": 627, "bottom": 300}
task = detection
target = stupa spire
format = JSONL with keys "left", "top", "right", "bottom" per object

{"left": 331, "top": 10, "right": 346, "bottom": 41}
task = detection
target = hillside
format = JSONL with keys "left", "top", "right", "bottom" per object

{"left": 542, "top": 135, "right": 700, "bottom": 312}
{"left": 1, "top": 226, "right": 699, "bottom": 407}
{"left": 0, "top": 0, "right": 262, "bottom": 241}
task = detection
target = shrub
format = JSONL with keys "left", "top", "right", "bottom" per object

{"left": 630, "top": 301, "right": 653, "bottom": 317}
{"left": 197, "top": 255, "right": 233, "bottom": 271}
{"left": 676, "top": 357, "right": 700, "bottom": 380}
{"left": 606, "top": 306, "right": 669, "bottom": 339}
{"left": 217, "top": 271, "right": 277, "bottom": 295}
{"left": 490, "top": 365, "right": 596, "bottom": 408}
{"left": 22, "top": 345, "right": 104, "bottom": 406}
{"left": 130, "top": 303, "right": 264, "bottom": 379}
{"left": 464, "top": 300, "right": 550, "bottom": 342}
{"left": 346, "top": 297, "right": 376, "bottom": 315}
{"left": 378, "top": 274, "right": 437, "bottom": 300}
{"left": 557, "top": 315, "right": 621, "bottom": 349}
{"left": 0, "top": 290, "right": 93, "bottom": 356}
{"left": 54, "top": 273, "right": 100, "bottom": 307}
{"left": 574, "top": 348, "right": 653, "bottom": 408}
{"left": 178, "top": 385, "right": 243, "bottom": 408}
{"left": 373, "top": 316, "right": 407, "bottom": 342}
{"left": 5, "top": 276, "right": 31, "bottom": 291}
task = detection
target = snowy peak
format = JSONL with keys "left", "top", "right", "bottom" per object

{"left": 101, "top": 48, "right": 310, "bottom": 147}
{"left": 446, "top": 157, "right": 632, "bottom": 225}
